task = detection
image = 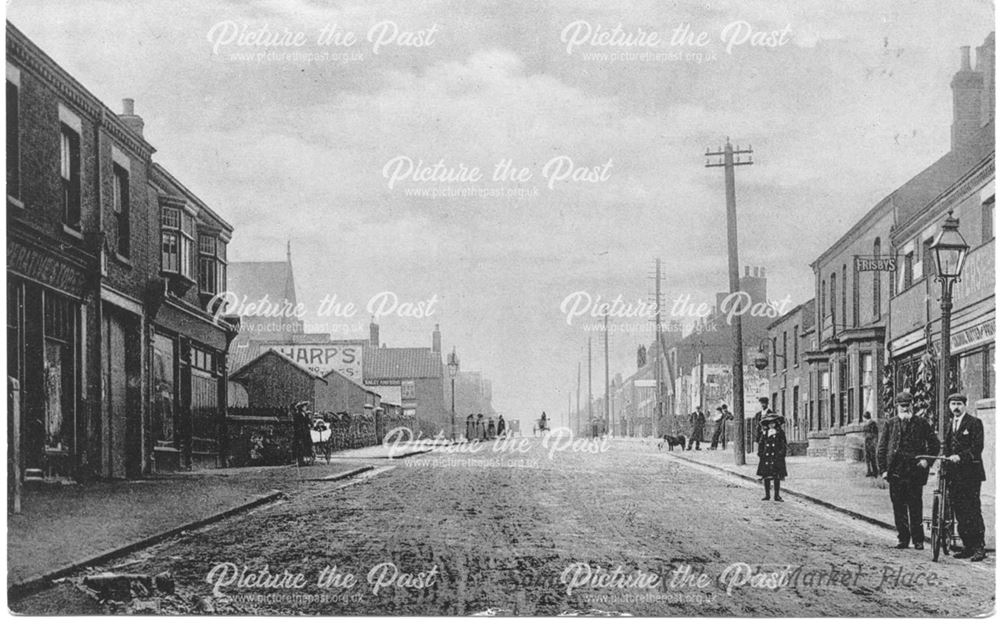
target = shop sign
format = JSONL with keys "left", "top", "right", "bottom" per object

{"left": 7, "top": 241, "right": 87, "bottom": 295}
{"left": 273, "top": 343, "right": 363, "bottom": 380}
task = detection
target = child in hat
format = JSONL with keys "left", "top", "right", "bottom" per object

{"left": 756, "top": 414, "right": 788, "bottom": 501}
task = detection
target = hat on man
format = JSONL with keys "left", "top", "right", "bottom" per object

{"left": 758, "top": 397, "right": 769, "bottom": 405}
{"left": 947, "top": 392, "right": 968, "bottom": 404}
{"left": 895, "top": 391, "right": 913, "bottom": 405}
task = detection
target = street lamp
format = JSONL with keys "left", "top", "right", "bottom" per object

{"left": 447, "top": 347, "right": 460, "bottom": 441}
{"left": 930, "top": 210, "right": 970, "bottom": 439}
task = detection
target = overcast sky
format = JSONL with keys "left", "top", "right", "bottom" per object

{"left": 9, "top": 0, "right": 994, "bottom": 423}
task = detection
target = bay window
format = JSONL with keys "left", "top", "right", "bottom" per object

{"left": 161, "top": 206, "right": 193, "bottom": 278}
{"left": 198, "top": 234, "right": 227, "bottom": 296}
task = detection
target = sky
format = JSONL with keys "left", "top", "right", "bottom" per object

{"left": 8, "top": 0, "right": 995, "bottom": 424}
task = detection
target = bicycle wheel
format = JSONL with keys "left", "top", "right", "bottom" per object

{"left": 931, "top": 491, "right": 942, "bottom": 562}
{"left": 940, "top": 482, "right": 952, "bottom": 555}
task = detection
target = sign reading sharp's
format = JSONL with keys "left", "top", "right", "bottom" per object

{"left": 854, "top": 256, "right": 897, "bottom": 272}
{"left": 273, "top": 344, "right": 363, "bottom": 381}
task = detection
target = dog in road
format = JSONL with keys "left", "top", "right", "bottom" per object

{"left": 658, "top": 434, "right": 686, "bottom": 451}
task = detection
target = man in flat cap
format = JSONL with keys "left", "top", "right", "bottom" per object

{"left": 942, "top": 392, "right": 986, "bottom": 561}
{"left": 877, "top": 391, "right": 941, "bottom": 550}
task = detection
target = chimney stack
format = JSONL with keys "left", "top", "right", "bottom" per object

{"left": 119, "top": 98, "right": 144, "bottom": 138}
{"left": 369, "top": 318, "right": 380, "bottom": 347}
{"left": 432, "top": 324, "right": 441, "bottom": 353}
{"left": 979, "top": 33, "right": 996, "bottom": 127}
{"left": 951, "top": 44, "right": 985, "bottom": 152}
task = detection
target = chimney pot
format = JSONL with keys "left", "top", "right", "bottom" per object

{"left": 961, "top": 46, "right": 972, "bottom": 70}
{"left": 122, "top": 98, "right": 134, "bottom": 115}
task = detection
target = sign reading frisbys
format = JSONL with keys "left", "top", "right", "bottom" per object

{"left": 272, "top": 343, "right": 364, "bottom": 381}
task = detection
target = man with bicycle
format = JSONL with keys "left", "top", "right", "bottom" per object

{"left": 877, "top": 391, "right": 940, "bottom": 550}
{"left": 943, "top": 393, "right": 986, "bottom": 562}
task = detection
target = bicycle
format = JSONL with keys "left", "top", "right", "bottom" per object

{"left": 916, "top": 455, "right": 958, "bottom": 562}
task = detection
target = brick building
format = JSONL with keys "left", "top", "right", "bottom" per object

{"left": 804, "top": 36, "right": 995, "bottom": 464}
{"left": 6, "top": 22, "right": 236, "bottom": 480}
{"left": 765, "top": 299, "right": 815, "bottom": 445}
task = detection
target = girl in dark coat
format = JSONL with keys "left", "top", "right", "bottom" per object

{"left": 756, "top": 414, "right": 788, "bottom": 501}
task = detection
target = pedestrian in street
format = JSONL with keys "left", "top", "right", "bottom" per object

{"left": 465, "top": 414, "right": 474, "bottom": 441}
{"left": 497, "top": 414, "right": 506, "bottom": 437}
{"left": 476, "top": 414, "right": 485, "bottom": 440}
{"left": 942, "top": 393, "right": 987, "bottom": 562}
{"left": 710, "top": 404, "right": 733, "bottom": 450}
{"left": 756, "top": 414, "right": 787, "bottom": 501}
{"left": 862, "top": 411, "right": 879, "bottom": 477}
{"left": 686, "top": 407, "right": 705, "bottom": 450}
{"left": 751, "top": 397, "right": 775, "bottom": 453}
{"left": 487, "top": 415, "right": 497, "bottom": 440}
{"left": 291, "top": 401, "right": 314, "bottom": 466}
{"left": 877, "top": 391, "right": 940, "bottom": 550}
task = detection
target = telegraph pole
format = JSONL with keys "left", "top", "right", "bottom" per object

{"left": 604, "top": 312, "right": 611, "bottom": 437}
{"left": 588, "top": 337, "right": 593, "bottom": 437}
{"left": 706, "top": 139, "right": 753, "bottom": 465}
{"left": 576, "top": 361, "right": 581, "bottom": 437}
{"left": 653, "top": 258, "right": 662, "bottom": 439}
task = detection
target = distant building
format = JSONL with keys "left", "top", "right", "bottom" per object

{"left": 765, "top": 299, "right": 815, "bottom": 445}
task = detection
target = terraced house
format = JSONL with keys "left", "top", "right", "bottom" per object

{"left": 6, "top": 22, "right": 237, "bottom": 481}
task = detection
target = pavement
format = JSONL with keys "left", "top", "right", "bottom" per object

{"left": 6, "top": 445, "right": 406, "bottom": 593}
{"left": 11, "top": 437, "right": 992, "bottom": 616}
{"left": 666, "top": 445, "right": 995, "bottom": 548}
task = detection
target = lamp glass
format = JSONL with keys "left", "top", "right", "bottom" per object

{"left": 931, "top": 215, "right": 969, "bottom": 279}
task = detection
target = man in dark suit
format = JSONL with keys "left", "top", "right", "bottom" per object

{"left": 943, "top": 393, "right": 987, "bottom": 561}
{"left": 686, "top": 407, "right": 705, "bottom": 450}
{"left": 877, "top": 391, "right": 940, "bottom": 549}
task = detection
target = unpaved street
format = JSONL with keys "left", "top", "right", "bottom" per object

{"left": 12, "top": 438, "right": 995, "bottom": 616}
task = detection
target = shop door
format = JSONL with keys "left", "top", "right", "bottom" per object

{"left": 103, "top": 312, "right": 129, "bottom": 478}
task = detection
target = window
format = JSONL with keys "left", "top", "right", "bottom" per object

{"left": 841, "top": 263, "right": 847, "bottom": 330}
{"left": 161, "top": 206, "right": 194, "bottom": 278}
{"left": 922, "top": 238, "right": 935, "bottom": 279}
{"left": 830, "top": 272, "right": 837, "bottom": 335}
{"left": 838, "top": 359, "right": 848, "bottom": 426}
{"left": 818, "top": 370, "right": 830, "bottom": 430}
{"left": 152, "top": 334, "right": 176, "bottom": 448}
{"left": 198, "top": 234, "right": 227, "bottom": 296}
{"left": 7, "top": 77, "right": 19, "bottom": 199}
{"left": 860, "top": 353, "right": 875, "bottom": 419}
{"left": 984, "top": 197, "right": 995, "bottom": 244}
{"left": 792, "top": 385, "right": 800, "bottom": 439}
{"left": 820, "top": 279, "right": 826, "bottom": 335}
{"left": 781, "top": 331, "right": 788, "bottom": 371}
{"left": 851, "top": 260, "right": 859, "bottom": 327}
{"left": 60, "top": 125, "right": 82, "bottom": 229}
{"left": 903, "top": 252, "right": 914, "bottom": 289}
{"left": 771, "top": 337, "right": 777, "bottom": 374}
{"left": 873, "top": 238, "right": 881, "bottom": 319}
{"left": 112, "top": 164, "right": 130, "bottom": 257}
{"left": 792, "top": 325, "right": 799, "bottom": 365}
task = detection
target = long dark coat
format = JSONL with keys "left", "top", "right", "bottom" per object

{"left": 756, "top": 427, "right": 787, "bottom": 479}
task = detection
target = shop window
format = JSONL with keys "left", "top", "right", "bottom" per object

{"left": 838, "top": 360, "right": 848, "bottom": 426}
{"left": 818, "top": 371, "right": 830, "bottom": 430}
{"left": 7, "top": 77, "right": 19, "bottom": 199}
{"left": 792, "top": 386, "right": 800, "bottom": 438}
{"left": 152, "top": 334, "right": 176, "bottom": 448}
{"left": 113, "top": 164, "right": 131, "bottom": 257}
{"left": 43, "top": 293, "right": 76, "bottom": 453}
{"left": 60, "top": 125, "right": 82, "bottom": 229}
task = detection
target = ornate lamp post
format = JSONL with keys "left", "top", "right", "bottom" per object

{"left": 447, "top": 347, "right": 460, "bottom": 441}
{"left": 930, "top": 211, "right": 970, "bottom": 440}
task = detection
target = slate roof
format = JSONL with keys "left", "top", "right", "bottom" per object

{"left": 363, "top": 347, "right": 443, "bottom": 380}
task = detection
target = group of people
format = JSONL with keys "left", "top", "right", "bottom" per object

{"left": 684, "top": 404, "right": 736, "bottom": 451}
{"left": 876, "top": 391, "right": 986, "bottom": 561}
{"left": 465, "top": 413, "right": 506, "bottom": 441}
{"left": 749, "top": 391, "right": 986, "bottom": 562}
